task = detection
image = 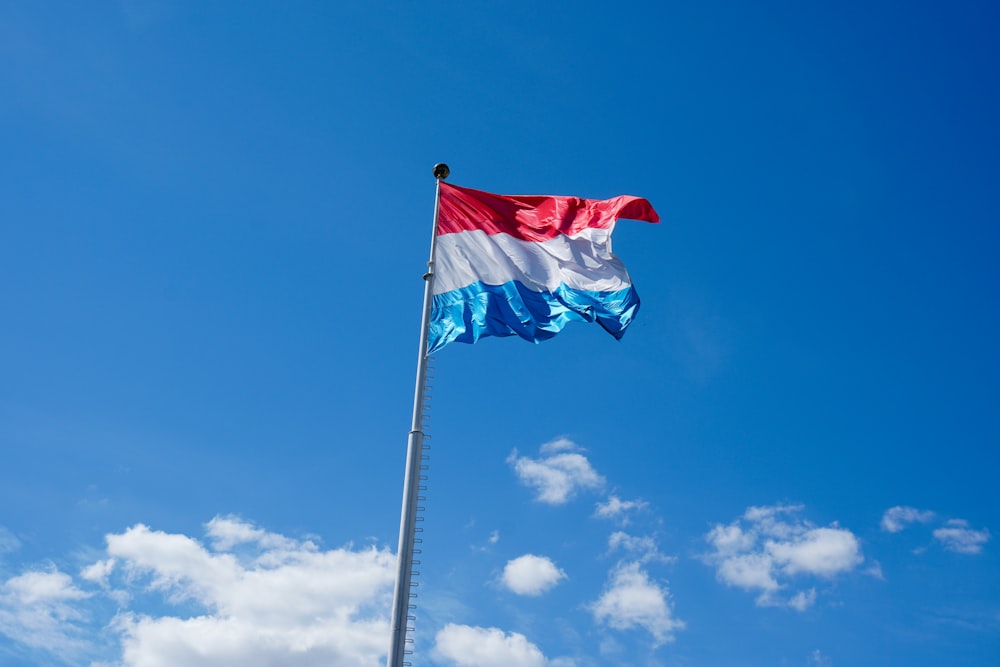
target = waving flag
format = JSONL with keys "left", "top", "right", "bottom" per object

{"left": 427, "top": 182, "right": 659, "bottom": 354}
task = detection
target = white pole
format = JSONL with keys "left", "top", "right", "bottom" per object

{"left": 386, "top": 163, "right": 449, "bottom": 667}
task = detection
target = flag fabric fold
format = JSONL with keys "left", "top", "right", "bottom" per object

{"left": 427, "top": 182, "right": 659, "bottom": 354}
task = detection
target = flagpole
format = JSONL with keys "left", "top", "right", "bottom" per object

{"left": 387, "top": 163, "right": 450, "bottom": 667}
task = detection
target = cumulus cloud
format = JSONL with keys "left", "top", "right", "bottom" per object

{"left": 434, "top": 623, "right": 547, "bottom": 667}
{"left": 933, "top": 519, "right": 990, "bottom": 554}
{"left": 0, "top": 568, "right": 93, "bottom": 662}
{"left": 2, "top": 517, "right": 397, "bottom": 667}
{"left": 768, "top": 527, "right": 864, "bottom": 576}
{"left": 508, "top": 439, "right": 605, "bottom": 505}
{"left": 103, "top": 519, "right": 396, "bottom": 667}
{"left": 589, "top": 562, "right": 684, "bottom": 645}
{"left": 501, "top": 554, "right": 566, "bottom": 596}
{"left": 203, "top": 514, "right": 303, "bottom": 552}
{"left": 703, "top": 504, "right": 863, "bottom": 610}
{"left": 594, "top": 496, "right": 649, "bottom": 524}
{"left": 880, "top": 506, "right": 935, "bottom": 533}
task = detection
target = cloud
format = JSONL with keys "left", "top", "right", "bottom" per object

{"left": 501, "top": 555, "right": 566, "bottom": 596}
{"left": 589, "top": 562, "right": 684, "bottom": 645}
{"left": 508, "top": 439, "right": 605, "bottom": 505}
{"left": 594, "top": 496, "right": 649, "bottom": 524}
{"left": 714, "top": 552, "right": 779, "bottom": 594}
{"left": 863, "top": 561, "right": 885, "bottom": 580}
{"left": 788, "top": 588, "right": 817, "bottom": 612}
{"left": 539, "top": 437, "right": 577, "bottom": 455}
{"left": 703, "top": 504, "right": 863, "bottom": 610}
{"left": 933, "top": 519, "right": 990, "bottom": 554}
{"left": 434, "top": 623, "right": 547, "bottom": 667}
{"left": 203, "top": 514, "right": 303, "bottom": 552}
{"left": 102, "top": 519, "right": 396, "bottom": 666}
{"left": 807, "top": 648, "right": 833, "bottom": 667}
{"left": 0, "top": 526, "right": 20, "bottom": 555}
{"left": 880, "top": 506, "right": 935, "bottom": 533}
{"left": 0, "top": 568, "right": 93, "bottom": 662}
{"left": 606, "top": 532, "right": 673, "bottom": 565}
{"left": 881, "top": 507, "right": 990, "bottom": 555}
{"left": 768, "top": 527, "right": 864, "bottom": 577}
{"left": 2, "top": 517, "right": 397, "bottom": 666}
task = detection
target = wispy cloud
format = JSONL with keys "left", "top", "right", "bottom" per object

{"left": 0, "top": 568, "right": 93, "bottom": 663}
{"left": 703, "top": 504, "right": 863, "bottom": 610}
{"left": 606, "top": 532, "right": 673, "bottom": 565}
{"left": 508, "top": 439, "right": 605, "bottom": 505}
{"left": 501, "top": 554, "right": 566, "bottom": 596}
{"left": 933, "top": 519, "right": 990, "bottom": 554}
{"left": 807, "top": 648, "right": 833, "bottom": 666}
{"left": 881, "top": 506, "right": 990, "bottom": 555}
{"left": 880, "top": 506, "right": 935, "bottom": 533}
{"left": 589, "top": 562, "right": 684, "bottom": 645}
{"left": 434, "top": 623, "right": 547, "bottom": 667}
{"left": 0, "top": 526, "right": 20, "bottom": 555}
{"left": 594, "top": 496, "right": 649, "bottom": 525}
{"left": 863, "top": 561, "right": 885, "bottom": 580}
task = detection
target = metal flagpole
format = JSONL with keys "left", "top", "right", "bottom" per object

{"left": 386, "top": 162, "right": 450, "bottom": 667}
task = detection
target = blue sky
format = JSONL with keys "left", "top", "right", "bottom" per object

{"left": 1, "top": 1, "right": 998, "bottom": 666}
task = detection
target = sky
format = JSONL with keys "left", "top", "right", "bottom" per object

{"left": 1, "top": 1, "right": 999, "bottom": 666}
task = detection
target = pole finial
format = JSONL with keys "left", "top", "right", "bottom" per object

{"left": 432, "top": 163, "right": 450, "bottom": 180}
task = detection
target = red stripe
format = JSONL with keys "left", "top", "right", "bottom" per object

{"left": 437, "top": 182, "right": 659, "bottom": 242}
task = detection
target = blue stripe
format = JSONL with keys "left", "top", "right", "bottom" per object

{"left": 428, "top": 281, "right": 640, "bottom": 354}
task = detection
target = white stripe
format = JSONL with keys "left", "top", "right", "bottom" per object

{"left": 433, "top": 227, "right": 632, "bottom": 295}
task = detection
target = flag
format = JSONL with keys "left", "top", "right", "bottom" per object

{"left": 427, "top": 182, "right": 659, "bottom": 354}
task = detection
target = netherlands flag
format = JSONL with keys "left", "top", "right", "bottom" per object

{"left": 427, "top": 182, "right": 659, "bottom": 354}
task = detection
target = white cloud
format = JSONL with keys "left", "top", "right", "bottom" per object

{"left": 807, "top": 648, "right": 833, "bottom": 666}
{"left": 594, "top": 496, "right": 649, "bottom": 524}
{"left": 100, "top": 519, "right": 396, "bottom": 666}
{"left": 589, "top": 562, "right": 684, "bottom": 645}
{"left": 863, "top": 561, "right": 885, "bottom": 580}
{"left": 606, "top": 532, "right": 673, "bottom": 565}
{"left": 0, "top": 517, "right": 397, "bottom": 666}
{"left": 787, "top": 588, "right": 817, "bottom": 612}
{"left": 768, "top": 527, "right": 863, "bottom": 577}
{"left": 547, "top": 658, "right": 577, "bottom": 667}
{"left": 508, "top": 440, "right": 605, "bottom": 505}
{"left": 489, "top": 530, "right": 500, "bottom": 545}
{"left": 501, "top": 554, "right": 566, "bottom": 596}
{"left": 203, "top": 514, "right": 303, "bottom": 552}
{"left": 80, "top": 558, "right": 117, "bottom": 589}
{"left": 715, "top": 553, "right": 780, "bottom": 595}
{"left": 880, "top": 507, "right": 990, "bottom": 555}
{"left": 539, "top": 437, "right": 577, "bottom": 455}
{"left": 0, "top": 526, "right": 20, "bottom": 555}
{"left": 933, "top": 519, "right": 990, "bottom": 554}
{"left": 434, "top": 623, "right": 547, "bottom": 667}
{"left": 0, "top": 568, "right": 93, "bottom": 662}
{"left": 705, "top": 522, "right": 755, "bottom": 556}
{"left": 880, "top": 506, "right": 935, "bottom": 533}
{"left": 743, "top": 504, "right": 805, "bottom": 539}
{"left": 703, "top": 504, "right": 863, "bottom": 610}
